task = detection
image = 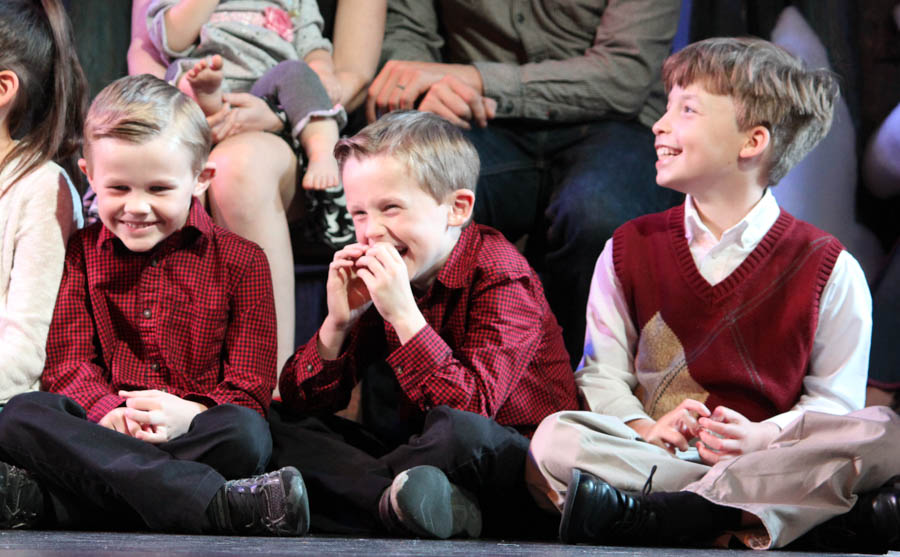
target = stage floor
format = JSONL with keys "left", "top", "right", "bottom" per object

{"left": 0, "top": 531, "right": 891, "bottom": 556}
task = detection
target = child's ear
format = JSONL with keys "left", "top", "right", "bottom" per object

{"left": 446, "top": 188, "right": 475, "bottom": 227}
{"left": 77, "top": 158, "right": 91, "bottom": 181}
{"left": 0, "top": 70, "right": 19, "bottom": 109}
{"left": 193, "top": 161, "right": 216, "bottom": 197}
{"left": 740, "top": 125, "right": 771, "bottom": 160}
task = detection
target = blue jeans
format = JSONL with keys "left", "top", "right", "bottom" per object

{"left": 467, "top": 119, "right": 683, "bottom": 366}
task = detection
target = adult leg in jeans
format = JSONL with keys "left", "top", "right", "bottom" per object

{"left": 470, "top": 120, "right": 682, "bottom": 365}
{"left": 0, "top": 392, "right": 225, "bottom": 532}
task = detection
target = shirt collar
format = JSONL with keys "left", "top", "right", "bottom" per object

{"left": 97, "top": 197, "right": 213, "bottom": 253}
{"left": 683, "top": 188, "right": 780, "bottom": 249}
{"left": 429, "top": 223, "right": 478, "bottom": 291}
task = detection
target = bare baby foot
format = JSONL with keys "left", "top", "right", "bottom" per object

{"left": 185, "top": 54, "right": 225, "bottom": 115}
{"left": 302, "top": 152, "right": 340, "bottom": 190}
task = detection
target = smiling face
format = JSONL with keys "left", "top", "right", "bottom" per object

{"left": 652, "top": 83, "right": 754, "bottom": 197}
{"left": 343, "top": 154, "right": 463, "bottom": 289}
{"left": 81, "top": 130, "right": 212, "bottom": 252}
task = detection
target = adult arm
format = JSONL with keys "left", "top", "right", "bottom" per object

{"left": 762, "top": 250, "right": 872, "bottom": 429}
{"left": 40, "top": 234, "right": 124, "bottom": 423}
{"left": 188, "top": 248, "right": 277, "bottom": 416}
{"left": 332, "top": 0, "right": 386, "bottom": 111}
{"left": 0, "top": 167, "right": 77, "bottom": 403}
{"left": 474, "top": 0, "right": 679, "bottom": 121}
{"left": 128, "top": 0, "right": 167, "bottom": 77}
{"left": 377, "top": 0, "right": 679, "bottom": 122}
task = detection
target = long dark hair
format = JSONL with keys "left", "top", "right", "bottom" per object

{"left": 0, "top": 0, "right": 87, "bottom": 191}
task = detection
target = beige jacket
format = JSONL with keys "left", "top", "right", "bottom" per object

{"left": 0, "top": 158, "right": 80, "bottom": 403}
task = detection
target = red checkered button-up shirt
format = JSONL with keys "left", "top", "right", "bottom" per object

{"left": 280, "top": 224, "right": 578, "bottom": 435}
{"left": 41, "top": 199, "right": 277, "bottom": 422}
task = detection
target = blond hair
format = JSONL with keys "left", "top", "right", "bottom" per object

{"left": 83, "top": 74, "right": 210, "bottom": 174}
{"left": 663, "top": 37, "right": 838, "bottom": 185}
{"left": 334, "top": 111, "right": 479, "bottom": 202}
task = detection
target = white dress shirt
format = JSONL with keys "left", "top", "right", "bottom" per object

{"left": 576, "top": 190, "right": 872, "bottom": 429}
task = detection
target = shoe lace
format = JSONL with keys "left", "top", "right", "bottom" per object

{"left": 226, "top": 473, "right": 286, "bottom": 534}
{"left": 611, "top": 465, "right": 659, "bottom": 539}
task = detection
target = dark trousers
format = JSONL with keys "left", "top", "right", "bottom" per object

{"left": 467, "top": 118, "right": 683, "bottom": 366}
{"left": 269, "top": 404, "right": 556, "bottom": 538}
{"left": 0, "top": 391, "right": 271, "bottom": 533}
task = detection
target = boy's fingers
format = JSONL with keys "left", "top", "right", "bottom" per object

{"left": 680, "top": 398, "right": 712, "bottom": 417}
{"left": 698, "top": 418, "right": 742, "bottom": 438}
{"left": 119, "top": 389, "right": 164, "bottom": 398}
{"left": 125, "top": 397, "right": 162, "bottom": 411}
{"left": 125, "top": 407, "right": 165, "bottom": 426}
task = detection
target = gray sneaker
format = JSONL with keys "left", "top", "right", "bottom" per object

{"left": 0, "top": 461, "right": 44, "bottom": 529}
{"left": 379, "top": 465, "right": 481, "bottom": 539}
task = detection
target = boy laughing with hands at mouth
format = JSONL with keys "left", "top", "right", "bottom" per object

{"left": 271, "top": 110, "right": 577, "bottom": 539}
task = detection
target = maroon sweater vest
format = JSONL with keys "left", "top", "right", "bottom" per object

{"left": 613, "top": 205, "right": 844, "bottom": 422}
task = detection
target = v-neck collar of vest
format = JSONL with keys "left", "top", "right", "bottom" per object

{"left": 667, "top": 204, "right": 794, "bottom": 304}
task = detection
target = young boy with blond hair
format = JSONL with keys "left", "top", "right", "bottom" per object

{"left": 528, "top": 37, "right": 900, "bottom": 552}
{"left": 271, "top": 110, "right": 578, "bottom": 539}
{"left": 0, "top": 74, "right": 308, "bottom": 536}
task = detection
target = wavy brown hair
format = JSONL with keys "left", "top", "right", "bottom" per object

{"left": 663, "top": 37, "right": 838, "bottom": 185}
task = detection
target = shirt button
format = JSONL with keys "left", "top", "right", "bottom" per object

{"left": 396, "top": 366, "right": 403, "bottom": 373}
{"left": 150, "top": 258, "right": 159, "bottom": 267}
{"left": 516, "top": 12, "right": 525, "bottom": 23}
{"left": 142, "top": 308, "right": 152, "bottom": 318}
{"left": 306, "top": 364, "right": 313, "bottom": 372}
{"left": 150, "top": 362, "right": 160, "bottom": 371}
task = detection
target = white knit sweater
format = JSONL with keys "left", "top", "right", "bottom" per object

{"left": 0, "top": 158, "right": 80, "bottom": 403}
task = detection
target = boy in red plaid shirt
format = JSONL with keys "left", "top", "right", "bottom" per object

{"left": 270, "top": 111, "right": 578, "bottom": 540}
{"left": 0, "top": 75, "right": 308, "bottom": 536}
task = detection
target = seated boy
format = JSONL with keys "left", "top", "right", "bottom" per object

{"left": 0, "top": 74, "right": 308, "bottom": 536}
{"left": 528, "top": 37, "right": 900, "bottom": 552}
{"left": 270, "top": 110, "right": 578, "bottom": 539}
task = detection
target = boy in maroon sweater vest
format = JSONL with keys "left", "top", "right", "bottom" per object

{"left": 527, "top": 38, "right": 900, "bottom": 552}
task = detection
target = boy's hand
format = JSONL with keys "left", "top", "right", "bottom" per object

{"left": 98, "top": 407, "right": 143, "bottom": 437}
{"left": 355, "top": 242, "right": 426, "bottom": 343}
{"left": 627, "top": 399, "right": 711, "bottom": 454}
{"left": 697, "top": 406, "right": 780, "bottom": 465}
{"left": 324, "top": 243, "right": 373, "bottom": 331}
{"left": 119, "top": 390, "right": 208, "bottom": 444}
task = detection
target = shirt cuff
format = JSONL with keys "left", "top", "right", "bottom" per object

{"left": 86, "top": 394, "right": 126, "bottom": 423}
{"left": 763, "top": 410, "right": 801, "bottom": 431}
{"left": 472, "top": 61, "right": 523, "bottom": 118}
{"left": 386, "top": 325, "right": 449, "bottom": 403}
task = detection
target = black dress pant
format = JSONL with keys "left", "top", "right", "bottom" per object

{"left": 0, "top": 391, "right": 271, "bottom": 532}
{"left": 269, "top": 404, "right": 556, "bottom": 539}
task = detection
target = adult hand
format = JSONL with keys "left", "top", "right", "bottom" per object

{"left": 207, "top": 93, "right": 284, "bottom": 143}
{"left": 354, "top": 242, "right": 425, "bottom": 341}
{"left": 98, "top": 407, "right": 142, "bottom": 437}
{"left": 418, "top": 75, "right": 497, "bottom": 129}
{"left": 697, "top": 406, "right": 780, "bottom": 465}
{"left": 366, "top": 60, "right": 447, "bottom": 122}
{"left": 627, "top": 399, "right": 711, "bottom": 454}
{"left": 120, "top": 390, "right": 208, "bottom": 443}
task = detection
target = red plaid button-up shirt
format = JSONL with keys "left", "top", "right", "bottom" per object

{"left": 41, "top": 200, "right": 277, "bottom": 422}
{"left": 280, "top": 224, "right": 578, "bottom": 435}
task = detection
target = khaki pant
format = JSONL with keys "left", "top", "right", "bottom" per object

{"left": 527, "top": 406, "right": 900, "bottom": 548}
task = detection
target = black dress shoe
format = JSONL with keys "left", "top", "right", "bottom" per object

{"left": 206, "top": 466, "right": 310, "bottom": 536}
{"left": 797, "top": 476, "right": 900, "bottom": 554}
{"left": 0, "top": 461, "right": 45, "bottom": 529}
{"left": 559, "top": 468, "right": 660, "bottom": 545}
